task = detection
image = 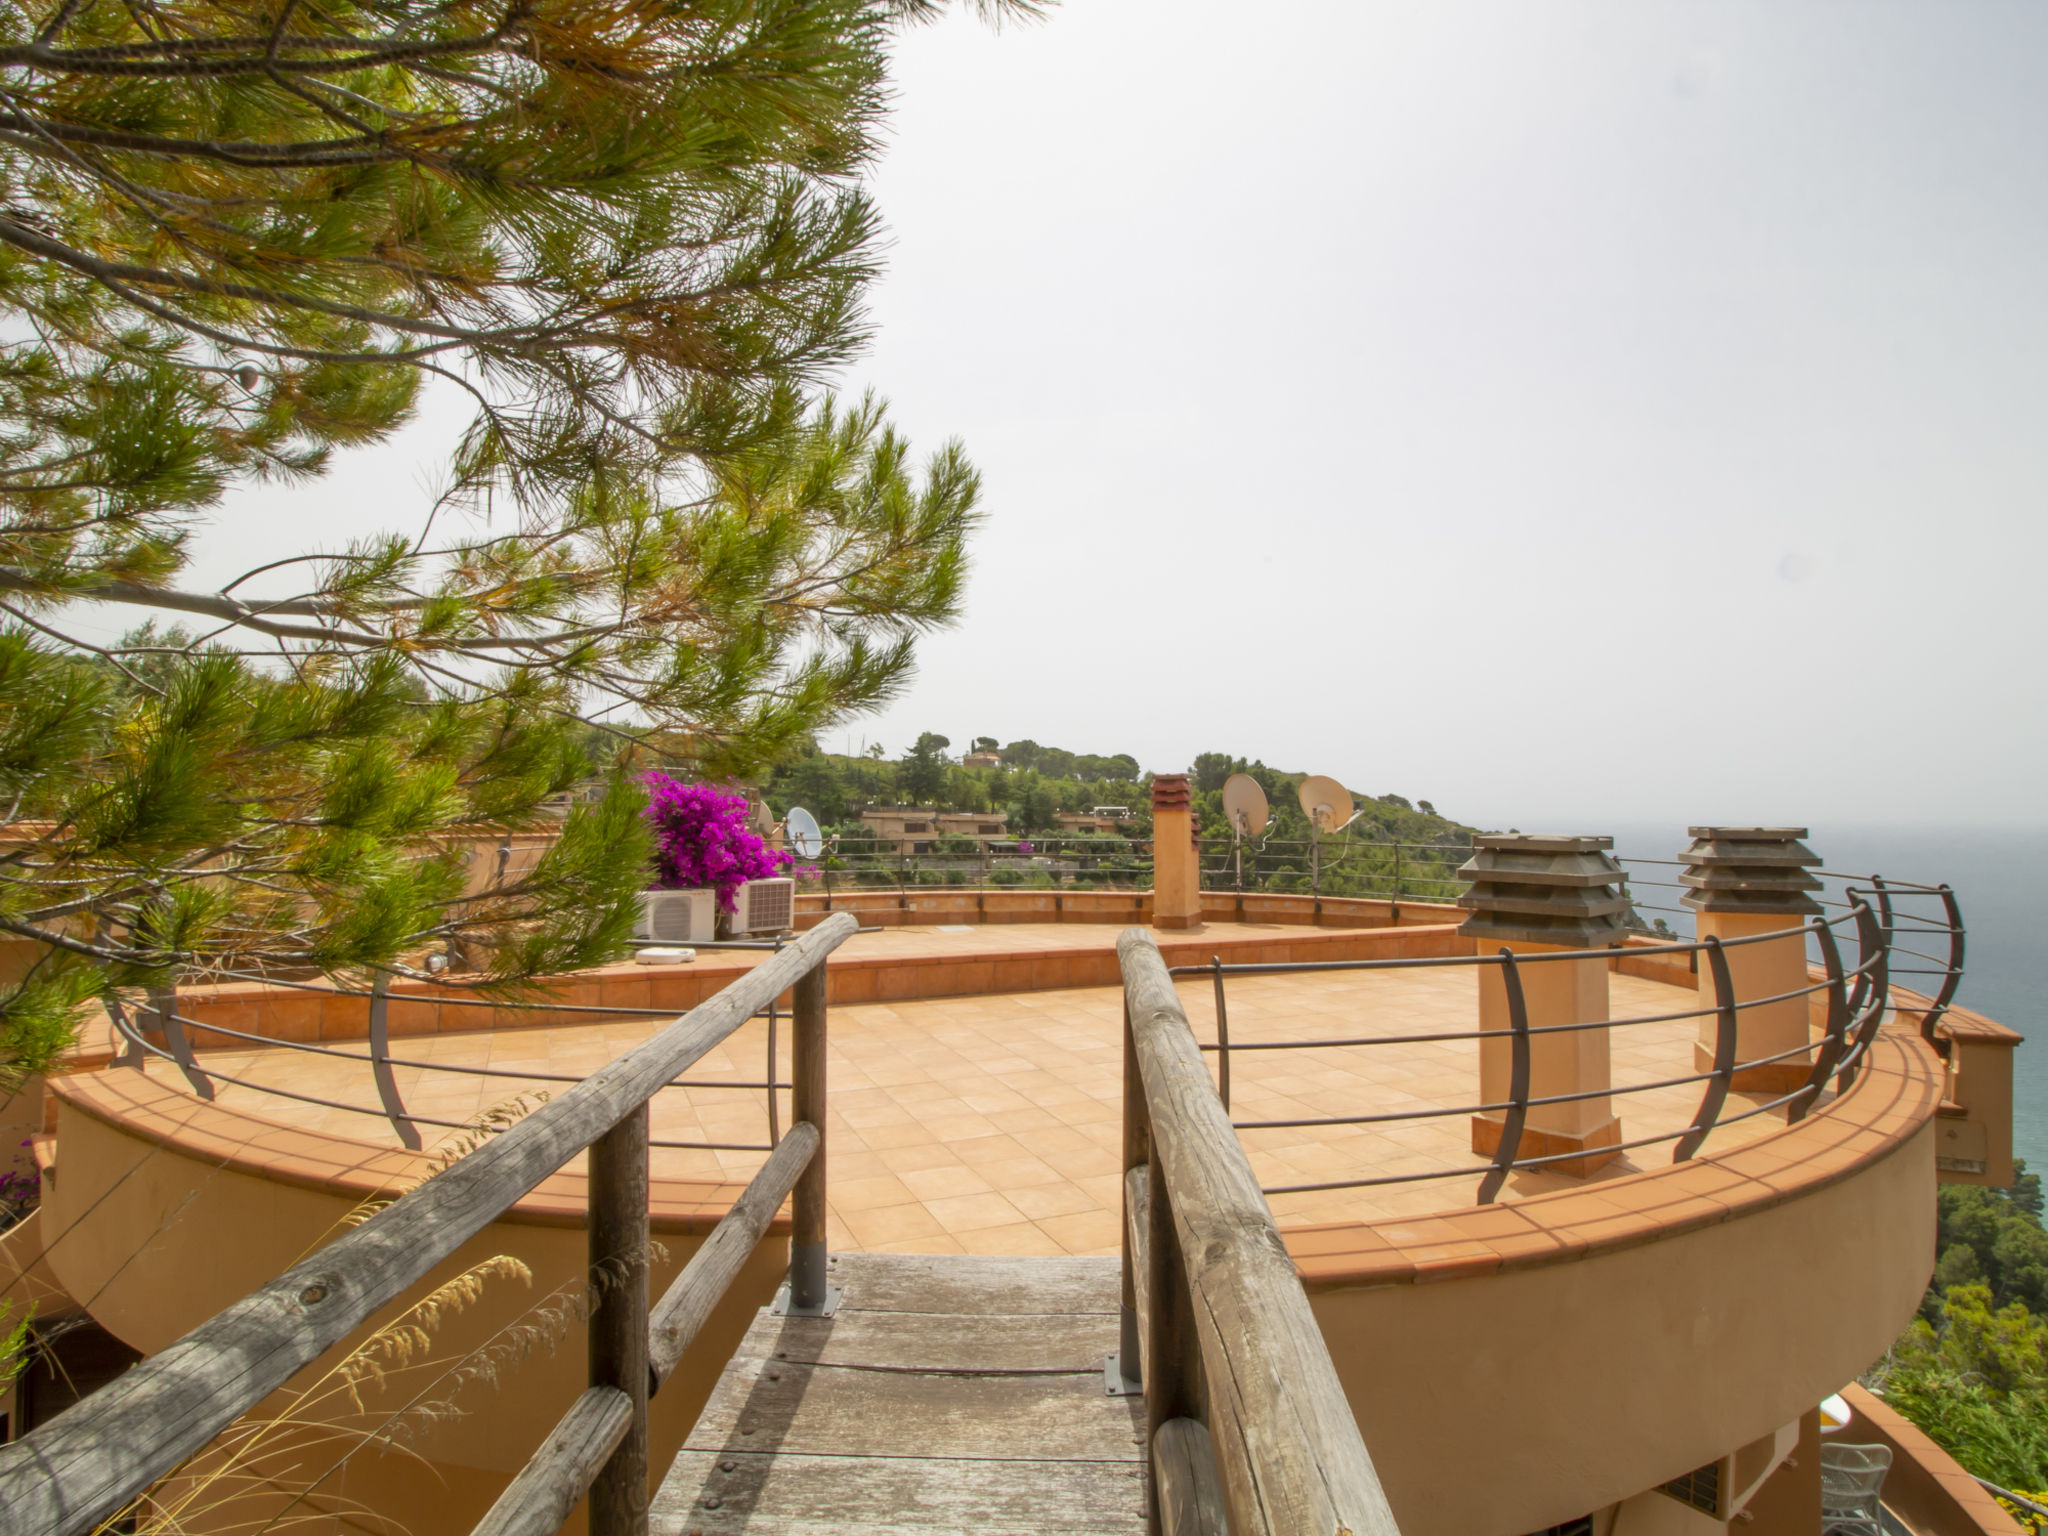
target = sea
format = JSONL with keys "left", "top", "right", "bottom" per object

{"left": 1598, "top": 823, "right": 2047, "bottom": 1176}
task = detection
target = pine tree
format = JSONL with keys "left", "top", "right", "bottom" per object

{"left": 0, "top": 0, "right": 1035, "bottom": 1085}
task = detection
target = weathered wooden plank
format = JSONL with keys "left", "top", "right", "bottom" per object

{"left": 821, "top": 1252, "right": 1119, "bottom": 1316}
{"left": 724, "top": 1309, "right": 1118, "bottom": 1372}
{"left": 0, "top": 913, "right": 861, "bottom": 1536}
{"left": 648, "top": 1121, "right": 817, "bottom": 1388}
{"left": 1152, "top": 1418, "right": 1228, "bottom": 1536}
{"left": 1119, "top": 927, "right": 1403, "bottom": 1536}
{"left": 653, "top": 1450, "right": 1145, "bottom": 1534}
{"left": 654, "top": 1252, "right": 1148, "bottom": 1533}
{"left": 471, "top": 1387, "right": 631, "bottom": 1536}
{"left": 1124, "top": 1165, "right": 1152, "bottom": 1357}
{"left": 1146, "top": 1122, "right": 1200, "bottom": 1456}
{"left": 1120, "top": 996, "right": 1149, "bottom": 1381}
{"left": 683, "top": 1358, "right": 1144, "bottom": 1462}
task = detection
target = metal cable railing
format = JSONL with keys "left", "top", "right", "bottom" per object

{"left": 800, "top": 832, "right": 1155, "bottom": 899}
{"left": 106, "top": 861, "right": 1965, "bottom": 1215}
{"left": 1195, "top": 834, "right": 1469, "bottom": 915}
{"left": 1167, "top": 870, "right": 1962, "bottom": 1206}
{"left": 791, "top": 830, "right": 1474, "bottom": 913}
{"left": 107, "top": 959, "right": 801, "bottom": 1160}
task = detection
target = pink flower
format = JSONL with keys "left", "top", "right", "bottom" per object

{"left": 641, "top": 774, "right": 793, "bottom": 912}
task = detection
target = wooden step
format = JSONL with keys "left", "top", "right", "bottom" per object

{"left": 652, "top": 1254, "right": 1145, "bottom": 1534}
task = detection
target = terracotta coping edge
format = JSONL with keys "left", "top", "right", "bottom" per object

{"left": 1291, "top": 1021, "right": 1947, "bottom": 1295}
{"left": 47, "top": 1071, "right": 766, "bottom": 1236}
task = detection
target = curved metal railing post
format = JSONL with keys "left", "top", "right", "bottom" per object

{"left": 1917, "top": 883, "right": 1966, "bottom": 1056}
{"left": 1846, "top": 894, "right": 1892, "bottom": 1083}
{"left": 110, "top": 993, "right": 145, "bottom": 1069}
{"left": 1210, "top": 956, "right": 1232, "bottom": 1113}
{"left": 366, "top": 973, "right": 421, "bottom": 1151}
{"left": 1476, "top": 949, "right": 1531, "bottom": 1206}
{"left": 1870, "top": 874, "right": 1895, "bottom": 942}
{"left": 153, "top": 985, "right": 214, "bottom": 1102}
{"left": 1791, "top": 917, "right": 1852, "bottom": 1123}
{"left": 1837, "top": 896, "right": 1883, "bottom": 1090}
{"left": 1674, "top": 937, "right": 1738, "bottom": 1162}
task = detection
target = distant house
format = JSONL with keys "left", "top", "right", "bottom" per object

{"left": 1055, "top": 807, "right": 1135, "bottom": 836}
{"left": 858, "top": 807, "right": 1009, "bottom": 853}
{"left": 962, "top": 750, "right": 1002, "bottom": 769}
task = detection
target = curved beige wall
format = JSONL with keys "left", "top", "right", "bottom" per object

{"left": 1310, "top": 1119, "right": 1935, "bottom": 1536}
{"left": 41, "top": 1102, "right": 783, "bottom": 1534}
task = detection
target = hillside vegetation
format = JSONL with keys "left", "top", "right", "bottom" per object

{"left": 766, "top": 736, "right": 1477, "bottom": 840}
{"left": 763, "top": 734, "right": 1484, "bottom": 900}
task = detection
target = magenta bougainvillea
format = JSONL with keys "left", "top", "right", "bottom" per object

{"left": 642, "top": 774, "right": 792, "bottom": 911}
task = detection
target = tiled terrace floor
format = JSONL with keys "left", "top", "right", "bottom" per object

{"left": 146, "top": 928, "right": 1803, "bottom": 1258}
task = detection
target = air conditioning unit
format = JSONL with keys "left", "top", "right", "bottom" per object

{"left": 634, "top": 889, "right": 715, "bottom": 945}
{"left": 729, "top": 878, "right": 795, "bottom": 936}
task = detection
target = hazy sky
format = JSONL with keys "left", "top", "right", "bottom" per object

{"left": 175, "top": 2, "right": 2047, "bottom": 830}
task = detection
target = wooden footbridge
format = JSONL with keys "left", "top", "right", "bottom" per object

{"left": 0, "top": 915, "right": 1399, "bottom": 1536}
{"left": 656, "top": 1254, "right": 1144, "bottom": 1533}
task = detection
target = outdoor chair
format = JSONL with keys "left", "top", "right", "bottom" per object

{"left": 1820, "top": 1442, "right": 1893, "bottom": 1536}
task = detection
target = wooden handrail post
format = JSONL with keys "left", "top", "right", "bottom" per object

{"left": 589, "top": 1100, "right": 651, "bottom": 1536}
{"left": 788, "top": 961, "right": 832, "bottom": 1313}
{"left": 1118, "top": 927, "right": 1400, "bottom": 1536}
{"left": 1145, "top": 1145, "right": 1200, "bottom": 1536}
{"left": 1114, "top": 997, "right": 1145, "bottom": 1393}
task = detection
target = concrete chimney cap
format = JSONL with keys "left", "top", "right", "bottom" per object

{"left": 1457, "top": 887, "right": 1635, "bottom": 921}
{"left": 1457, "top": 849, "right": 1628, "bottom": 889}
{"left": 1686, "top": 826, "right": 1809, "bottom": 840}
{"left": 1682, "top": 833, "right": 1822, "bottom": 870}
{"left": 1471, "top": 833, "right": 1612, "bottom": 853}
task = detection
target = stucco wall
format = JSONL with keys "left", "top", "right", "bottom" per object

{"left": 1308, "top": 1118, "right": 1935, "bottom": 1536}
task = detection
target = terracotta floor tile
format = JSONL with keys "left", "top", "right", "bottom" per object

{"left": 900, "top": 1164, "right": 994, "bottom": 1201}
{"left": 831, "top": 1173, "right": 918, "bottom": 1212}
{"left": 920, "top": 1191, "right": 1030, "bottom": 1234}
{"left": 843, "top": 1201, "right": 948, "bottom": 1246}
{"left": 957, "top": 1222, "right": 1068, "bottom": 1257}
{"left": 874, "top": 1141, "right": 959, "bottom": 1174}
{"left": 869, "top": 1234, "right": 969, "bottom": 1255}
{"left": 1008, "top": 1181, "right": 1101, "bottom": 1222}
{"left": 1035, "top": 1209, "right": 1122, "bottom": 1256}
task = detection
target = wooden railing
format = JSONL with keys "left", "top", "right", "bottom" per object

{"left": 1114, "top": 928, "right": 1402, "bottom": 1536}
{"left": 0, "top": 911, "right": 858, "bottom": 1536}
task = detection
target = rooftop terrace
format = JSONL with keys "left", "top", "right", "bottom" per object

{"left": 95, "top": 923, "right": 1811, "bottom": 1253}
{"left": 7, "top": 850, "right": 2022, "bottom": 1536}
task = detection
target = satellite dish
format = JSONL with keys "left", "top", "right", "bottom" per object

{"left": 786, "top": 806, "right": 824, "bottom": 859}
{"left": 750, "top": 798, "right": 775, "bottom": 836}
{"left": 1297, "top": 775, "right": 1359, "bottom": 834}
{"left": 1221, "top": 774, "right": 1269, "bottom": 837}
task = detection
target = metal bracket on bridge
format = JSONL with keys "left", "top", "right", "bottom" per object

{"left": 770, "top": 1282, "right": 842, "bottom": 1318}
{"left": 1103, "top": 1352, "right": 1142, "bottom": 1396}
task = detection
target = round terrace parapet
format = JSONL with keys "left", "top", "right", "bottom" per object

{"left": 25, "top": 875, "right": 2008, "bottom": 1536}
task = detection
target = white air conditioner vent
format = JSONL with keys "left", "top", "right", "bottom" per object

{"left": 730, "top": 878, "right": 795, "bottom": 936}
{"left": 634, "top": 889, "right": 715, "bottom": 945}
